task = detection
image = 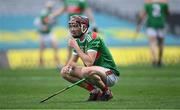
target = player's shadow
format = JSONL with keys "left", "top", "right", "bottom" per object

{"left": 41, "top": 99, "right": 120, "bottom": 104}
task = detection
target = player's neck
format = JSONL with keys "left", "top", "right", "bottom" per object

{"left": 79, "top": 34, "right": 85, "bottom": 41}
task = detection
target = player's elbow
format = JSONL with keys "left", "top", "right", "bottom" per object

{"left": 83, "top": 56, "right": 95, "bottom": 67}
{"left": 84, "top": 61, "right": 94, "bottom": 67}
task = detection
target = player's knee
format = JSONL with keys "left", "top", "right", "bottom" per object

{"left": 60, "top": 71, "right": 65, "bottom": 77}
{"left": 91, "top": 74, "right": 101, "bottom": 82}
{"left": 81, "top": 67, "right": 87, "bottom": 73}
{"left": 81, "top": 67, "right": 89, "bottom": 77}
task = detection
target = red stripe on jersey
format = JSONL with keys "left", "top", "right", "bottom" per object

{"left": 92, "top": 32, "right": 97, "bottom": 39}
{"left": 96, "top": 51, "right": 101, "bottom": 59}
{"left": 67, "top": 6, "right": 81, "bottom": 13}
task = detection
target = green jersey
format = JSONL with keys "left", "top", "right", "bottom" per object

{"left": 144, "top": 2, "right": 168, "bottom": 28}
{"left": 63, "top": 0, "right": 89, "bottom": 19}
{"left": 36, "top": 9, "right": 55, "bottom": 34}
{"left": 73, "top": 32, "right": 120, "bottom": 76}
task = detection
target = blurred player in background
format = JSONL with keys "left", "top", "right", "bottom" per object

{"left": 34, "top": 1, "right": 60, "bottom": 67}
{"left": 138, "top": 0, "right": 169, "bottom": 67}
{"left": 61, "top": 15, "right": 119, "bottom": 101}
{"left": 50, "top": 0, "right": 98, "bottom": 64}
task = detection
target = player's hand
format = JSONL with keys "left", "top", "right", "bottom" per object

{"left": 61, "top": 65, "right": 73, "bottom": 74}
{"left": 68, "top": 38, "right": 79, "bottom": 49}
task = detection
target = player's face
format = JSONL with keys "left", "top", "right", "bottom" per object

{"left": 69, "top": 22, "right": 82, "bottom": 38}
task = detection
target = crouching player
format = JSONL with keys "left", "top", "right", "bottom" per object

{"left": 60, "top": 15, "right": 120, "bottom": 101}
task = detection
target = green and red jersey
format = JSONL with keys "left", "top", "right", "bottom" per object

{"left": 63, "top": 0, "right": 89, "bottom": 19}
{"left": 73, "top": 32, "right": 120, "bottom": 76}
{"left": 36, "top": 9, "right": 55, "bottom": 34}
{"left": 144, "top": 2, "right": 169, "bottom": 28}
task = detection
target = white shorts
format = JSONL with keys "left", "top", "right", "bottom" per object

{"left": 106, "top": 71, "right": 119, "bottom": 87}
{"left": 146, "top": 27, "right": 165, "bottom": 38}
{"left": 39, "top": 33, "right": 56, "bottom": 43}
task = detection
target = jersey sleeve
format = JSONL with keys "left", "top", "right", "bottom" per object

{"left": 79, "top": 0, "right": 89, "bottom": 9}
{"left": 87, "top": 38, "right": 100, "bottom": 52}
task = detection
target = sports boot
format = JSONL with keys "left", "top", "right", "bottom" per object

{"left": 87, "top": 89, "right": 101, "bottom": 101}
{"left": 100, "top": 90, "right": 113, "bottom": 101}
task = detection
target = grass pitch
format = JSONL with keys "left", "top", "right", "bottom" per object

{"left": 0, "top": 65, "right": 180, "bottom": 109}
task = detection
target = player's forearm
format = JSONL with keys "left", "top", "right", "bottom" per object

{"left": 66, "top": 54, "right": 79, "bottom": 68}
{"left": 66, "top": 60, "right": 74, "bottom": 67}
{"left": 66, "top": 58, "right": 76, "bottom": 67}
{"left": 50, "top": 7, "right": 65, "bottom": 18}
{"left": 136, "top": 11, "right": 146, "bottom": 32}
{"left": 76, "top": 47, "right": 94, "bottom": 66}
{"left": 85, "top": 8, "right": 96, "bottom": 26}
